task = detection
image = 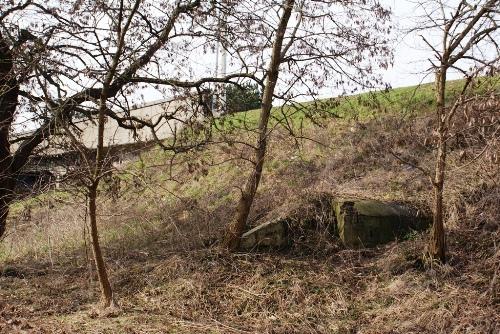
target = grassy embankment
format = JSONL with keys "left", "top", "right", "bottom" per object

{"left": 0, "top": 78, "right": 498, "bottom": 333}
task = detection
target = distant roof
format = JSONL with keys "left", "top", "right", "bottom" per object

{"left": 12, "top": 96, "right": 185, "bottom": 138}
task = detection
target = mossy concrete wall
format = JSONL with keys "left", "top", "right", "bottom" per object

{"left": 238, "top": 196, "right": 432, "bottom": 251}
{"left": 333, "top": 199, "right": 431, "bottom": 248}
{"left": 240, "top": 219, "right": 290, "bottom": 250}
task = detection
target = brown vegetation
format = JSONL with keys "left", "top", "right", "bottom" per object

{"left": 1, "top": 100, "right": 498, "bottom": 332}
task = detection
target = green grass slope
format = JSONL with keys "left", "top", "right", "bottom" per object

{"left": 0, "top": 78, "right": 498, "bottom": 333}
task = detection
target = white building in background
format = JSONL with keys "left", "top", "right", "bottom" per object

{"left": 76, "top": 98, "right": 193, "bottom": 150}
{"left": 11, "top": 97, "right": 197, "bottom": 155}
{"left": 9, "top": 97, "right": 202, "bottom": 189}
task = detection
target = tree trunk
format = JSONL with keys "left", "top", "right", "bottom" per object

{"left": 88, "top": 184, "right": 116, "bottom": 308}
{"left": 224, "top": 0, "right": 295, "bottom": 250}
{"left": 0, "top": 167, "right": 14, "bottom": 238}
{"left": 429, "top": 68, "right": 447, "bottom": 263}
{"left": 0, "top": 32, "right": 19, "bottom": 238}
{"left": 0, "top": 123, "right": 14, "bottom": 238}
{"left": 430, "top": 179, "right": 446, "bottom": 262}
{"left": 0, "top": 171, "right": 14, "bottom": 238}
{"left": 224, "top": 136, "right": 268, "bottom": 250}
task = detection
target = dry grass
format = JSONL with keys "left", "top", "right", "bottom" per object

{"left": 1, "top": 96, "right": 499, "bottom": 333}
{"left": 1, "top": 229, "right": 498, "bottom": 333}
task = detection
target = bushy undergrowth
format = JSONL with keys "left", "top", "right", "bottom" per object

{"left": 1, "top": 80, "right": 498, "bottom": 333}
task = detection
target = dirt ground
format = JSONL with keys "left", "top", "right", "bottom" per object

{"left": 1, "top": 110, "right": 499, "bottom": 333}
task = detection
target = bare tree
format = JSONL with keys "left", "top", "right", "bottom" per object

{"left": 1, "top": 0, "right": 230, "bottom": 308}
{"left": 87, "top": 0, "right": 142, "bottom": 309}
{"left": 414, "top": 0, "right": 499, "bottom": 262}
{"left": 0, "top": 0, "right": 43, "bottom": 238}
{"left": 213, "top": 0, "right": 393, "bottom": 250}
{"left": 0, "top": 0, "right": 206, "bottom": 239}
{"left": 222, "top": 0, "right": 296, "bottom": 249}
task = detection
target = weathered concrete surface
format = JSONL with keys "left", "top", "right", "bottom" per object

{"left": 333, "top": 199, "right": 431, "bottom": 248}
{"left": 239, "top": 219, "right": 290, "bottom": 250}
{"left": 238, "top": 196, "right": 431, "bottom": 251}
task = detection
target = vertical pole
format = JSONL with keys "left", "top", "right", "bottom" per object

{"left": 220, "top": 29, "right": 227, "bottom": 114}
{"left": 212, "top": 6, "right": 220, "bottom": 115}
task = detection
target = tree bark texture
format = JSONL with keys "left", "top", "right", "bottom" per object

{"left": 88, "top": 185, "right": 116, "bottom": 308}
{"left": 429, "top": 67, "right": 447, "bottom": 263}
{"left": 0, "top": 33, "right": 19, "bottom": 238}
{"left": 224, "top": 0, "right": 295, "bottom": 251}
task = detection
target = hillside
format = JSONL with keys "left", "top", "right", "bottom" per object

{"left": 0, "top": 80, "right": 499, "bottom": 334}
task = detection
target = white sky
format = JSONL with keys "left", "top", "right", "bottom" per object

{"left": 13, "top": 0, "right": 476, "bottom": 133}
{"left": 381, "top": 0, "right": 465, "bottom": 88}
{"left": 164, "top": 0, "right": 468, "bottom": 103}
